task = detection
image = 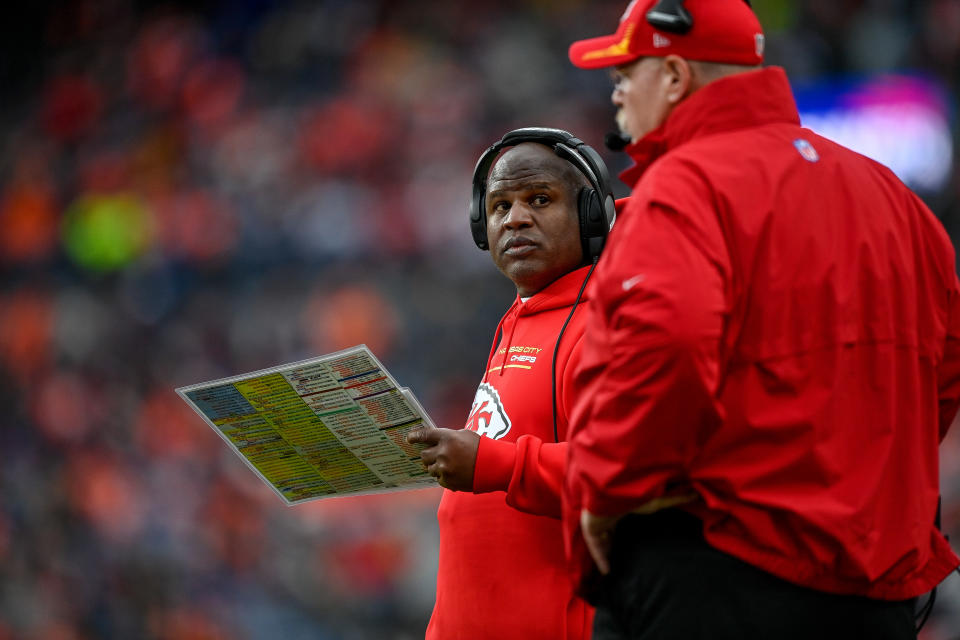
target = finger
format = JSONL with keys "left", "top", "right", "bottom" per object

{"left": 583, "top": 528, "right": 611, "bottom": 575}
{"left": 581, "top": 512, "right": 612, "bottom": 575}
{"left": 426, "top": 463, "right": 444, "bottom": 486}
{"left": 419, "top": 450, "right": 437, "bottom": 467}
{"left": 407, "top": 426, "right": 442, "bottom": 445}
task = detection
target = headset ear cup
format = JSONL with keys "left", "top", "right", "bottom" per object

{"left": 578, "top": 187, "right": 607, "bottom": 260}
{"left": 471, "top": 192, "right": 489, "bottom": 250}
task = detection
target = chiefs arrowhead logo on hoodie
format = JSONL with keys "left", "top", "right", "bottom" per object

{"left": 465, "top": 382, "right": 512, "bottom": 440}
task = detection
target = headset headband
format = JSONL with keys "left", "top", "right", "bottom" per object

{"left": 646, "top": 0, "right": 752, "bottom": 34}
{"left": 469, "top": 127, "right": 616, "bottom": 254}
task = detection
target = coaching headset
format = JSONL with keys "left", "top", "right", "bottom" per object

{"left": 469, "top": 127, "right": 617, "bottom": 262}
{"left": 602, "top": 0, "right": 757, "bottom": 151}
{"left": 646, "top": 0, "right": 752, "bottom": 34}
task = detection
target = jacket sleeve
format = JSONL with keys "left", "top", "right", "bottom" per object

{"left": 568, "top": 188, "right": 730, "bottom": 518}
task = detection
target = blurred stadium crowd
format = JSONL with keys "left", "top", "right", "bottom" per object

{"left": 0, "top": 0, "right": 959, "bottom": 638}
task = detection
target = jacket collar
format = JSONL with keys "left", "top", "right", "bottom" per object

{"left": 619, "top": 66, "right": 801, "bottom": 187}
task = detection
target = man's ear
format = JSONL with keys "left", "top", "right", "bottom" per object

{"left": 661, "top": 55, "right": 694, "bottom": 105}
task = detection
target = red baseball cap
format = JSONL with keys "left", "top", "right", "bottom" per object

{"left": 569, "top": 0, "right": 765, "bottom": 69}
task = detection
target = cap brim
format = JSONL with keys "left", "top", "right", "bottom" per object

{"left": 568, "top": 34, "right": 640, "bottom": 69}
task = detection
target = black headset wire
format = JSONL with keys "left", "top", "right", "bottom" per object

{"left": 552, "top": 256, "right": 599, "bottom": 443}
{"left": 915, "top": 586, "right": 936, "bottom": 632}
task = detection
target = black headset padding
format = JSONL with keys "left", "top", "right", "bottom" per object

{"left": 647, "top": 0, "right": 753, "bottom": 35}
{"left": 646, "top": 0, "right": 694, "bottom": 34}
{"left": 469, "top": 127, "right": 616, "bottom": 261}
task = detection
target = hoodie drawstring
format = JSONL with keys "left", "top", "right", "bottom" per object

{"left": 498, "top": 306, "right": 521, "bottom": 376}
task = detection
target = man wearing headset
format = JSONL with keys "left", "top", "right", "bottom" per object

{"left": 561, "top": 1, "right": 960, "bottom": 638}
{"left": 406, "top": 129, "right": 621, "bottom": 639}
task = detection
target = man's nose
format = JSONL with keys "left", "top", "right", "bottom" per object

{"left": 503, "top": 203, "right": 534, "bottom": 228}
{"left": 611, "top": 86, "right": 623, "bottom": 107}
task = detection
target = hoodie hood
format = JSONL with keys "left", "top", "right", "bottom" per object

{"left": 516, "top": 264, "right": 594, "bottom": 316}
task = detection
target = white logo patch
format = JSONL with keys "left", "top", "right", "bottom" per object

{"left": 653, "top": 33, "right": 671, "bottom": 48}
{"left": 465, "top": 382, "right": 512, "bottom": 440}
{"left": 755, "top": 33, "right": 766, "bottom": 58}
{"left": 622, "top": 274, "right": 646, "bottom": 291}
{"left": 793, "top": 139, "right": 820, "bottom": 163}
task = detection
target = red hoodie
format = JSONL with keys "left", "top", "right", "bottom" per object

{"left": 426, "top": 265, "right": 596, "bottom": 640}
{"left": 565, "top": 67, "right": 960, "bottom": 600}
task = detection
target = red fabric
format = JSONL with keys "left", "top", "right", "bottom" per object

{"left": 427, "top": 265, "right": 595, "bottom": 640}
{"left": 569, "top": 0, "right": 764, "bottom": 70}
{"left": 565, "top": 66, "right": 960, "bottom": 600}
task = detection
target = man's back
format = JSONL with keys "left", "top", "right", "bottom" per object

{"left": 565, "top": 2, "right": 958, "bottom": 636}
{"left": 629, "top": 89, "right": 960, "bottom": 596}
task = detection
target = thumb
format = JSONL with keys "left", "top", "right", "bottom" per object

{"left": 407, "top": 425, "right": 441, "bottom": 445}
{"left": 581, "top": 510, "right": 614, "bottom": 576}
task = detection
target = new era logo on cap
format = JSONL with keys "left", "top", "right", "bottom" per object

{"left": 653, "top": 33, "right": 671, "bottom": 48}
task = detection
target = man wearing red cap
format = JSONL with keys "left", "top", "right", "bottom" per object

{"left": 563, "top": 1, "right": 960, "bottom": 638}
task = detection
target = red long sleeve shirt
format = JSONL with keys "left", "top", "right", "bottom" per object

{"left": 565, "top": 67, "right": 960, "bottom": 600}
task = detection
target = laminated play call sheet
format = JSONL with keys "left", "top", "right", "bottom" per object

{"left": 176, "top": 345, "right": 436, "bottom": 505}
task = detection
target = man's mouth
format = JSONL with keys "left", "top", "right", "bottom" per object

{"left": 503, "top": 236, "right": 537, "bottom": 256}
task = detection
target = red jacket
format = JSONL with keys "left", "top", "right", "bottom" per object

{"left": 565, "top": 67, "right": 960, "bottom": 600}
{"left": 427, "top": 265, "right": 595, "bottom": 640}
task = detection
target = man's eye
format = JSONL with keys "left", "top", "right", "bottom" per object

{"left": 492, "top": 201, "right": 509, "bottom": 213}
{"left": 532, "top": 195, "right": 550, "bottom": 206}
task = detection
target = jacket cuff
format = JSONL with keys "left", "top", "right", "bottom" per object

{"left": 472, "top": 436, "right": 517, "bottom": 493}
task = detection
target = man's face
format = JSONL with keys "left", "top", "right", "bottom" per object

{"left": 611, "top": 56, "right": 672, "bottom": 142}
{"left": 485, "top": 143, "right": 584, "bottom": 298}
